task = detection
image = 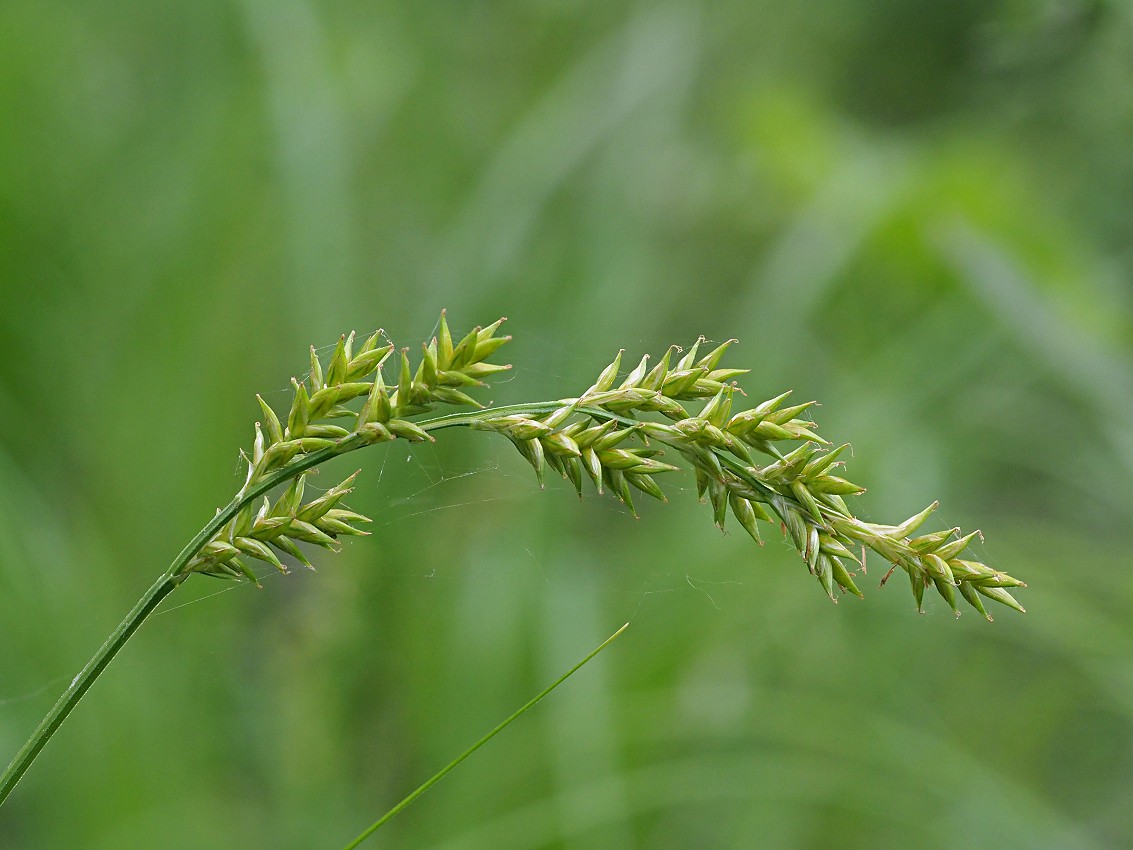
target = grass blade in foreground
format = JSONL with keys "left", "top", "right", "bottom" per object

{"left": 0, "top": 312, "right": 1026, "bottom": 807}
{"left": 339, "top": 623, "right": 630, "bottom": 850}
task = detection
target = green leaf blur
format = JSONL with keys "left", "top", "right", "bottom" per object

{"left": 1, "top": 1, "right": 1130, "bottom": 848}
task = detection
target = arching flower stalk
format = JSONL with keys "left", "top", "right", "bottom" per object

{"left": 0, "top": 312, "right": 1025, "bottom": 807}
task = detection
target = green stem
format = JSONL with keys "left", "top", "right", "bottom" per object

{"left": 339, "top": 623, "right": 629, "bottom": 850}
{"left": 0, "top": 402, "right": 577, "bottom": 806}
{"left": 0, "top": 573, "right": 177, "bottom": 804}
{"left": 0, "top": 398, "right": 785, "bottom": 806}
{"left": 0, "top": 447, "right": 341, "bottom": 805}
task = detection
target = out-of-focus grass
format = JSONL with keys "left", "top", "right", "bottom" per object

{"left": 2, "top": 2, "right": 1131, "bottom": 848}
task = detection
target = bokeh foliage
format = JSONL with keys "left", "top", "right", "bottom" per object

{"left": 2, "top": 1, "right": 1131, "bottom": 847}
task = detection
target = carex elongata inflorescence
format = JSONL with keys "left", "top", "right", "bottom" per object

{"left": 191, "top": 312, "right": 1025, "bottom": 619}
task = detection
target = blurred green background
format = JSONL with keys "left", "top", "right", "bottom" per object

{"left": 2, "top": 1, "right": 1132, "bottom": 848}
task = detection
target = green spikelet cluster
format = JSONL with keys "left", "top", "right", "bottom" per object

{"left": 480, "top": 337, "right": 1026, "bottom": 619}
{"left": 179, "top": 313, "right": 512, "bottom": 584}
{"left": 181, "top": 315, "right": 1024, "bottom": 618}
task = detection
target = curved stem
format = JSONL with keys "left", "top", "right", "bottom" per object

{"left": 0, "top": 402, "right": 572, "bottom": 806}
{"left": 0, "top": 398, "right": 794, "bottom": 806}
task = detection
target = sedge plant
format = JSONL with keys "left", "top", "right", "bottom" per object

{"left": 0, "top": 312, "right": 1026, "bottom": 813}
